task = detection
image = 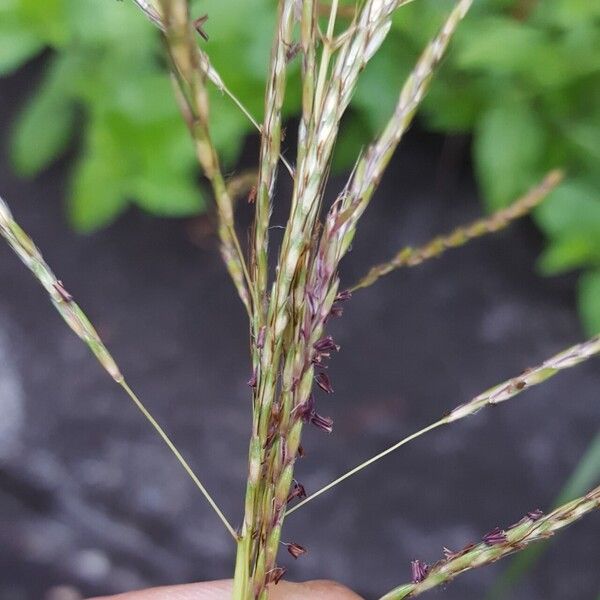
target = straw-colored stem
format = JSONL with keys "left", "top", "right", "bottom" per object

{"left": 379, "top": 484, "right": 600, "bottom": 599}
{"left": 287, "top": 334, "right": 600, "bottom": 514}
{"left": 352, "top": 170, "right": 563, "bottom": 291}
{"left": 0, "top": 195, "right": 236, "bottom": 540}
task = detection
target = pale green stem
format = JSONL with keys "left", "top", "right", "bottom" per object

{"left": 286, "top": 420, "right": 443, "bottom": 515}
{"left": 120, "top": 381, "right": 237, "bottom": 539}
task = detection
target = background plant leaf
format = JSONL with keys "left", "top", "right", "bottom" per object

{"left": 11, "top": 55, "right": 76, "bottom": 175}
{"left": 474, "top": 98, "right": 546, "bottom": 210}
{"left": 579, "top": 271, "right": 600, "bottom": 335}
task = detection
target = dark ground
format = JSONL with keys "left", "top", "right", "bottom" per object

{"left": 1, "top": 67, "right": 599, "bottom": 600}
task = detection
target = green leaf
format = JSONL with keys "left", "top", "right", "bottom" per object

{"left": 0, "top": 25, "right": 43, "bottom": 75}
{"left": 534, "top": 180, "right": 600, "bottom": 239}
{"left": 579, "top": 271, "right": 600, "bottom": 335}
{"left": 474, "top": 98, "right": 546, "bottom": 210}
{"left": 538, "top": 236, "right": 600, "bottom": 275}
{"left": 192, "top": 0, "right": 275, "bottom": 82}
{"left": 110, "top": 72, "right": 179, "bottom": 124}
{"left": 68, "top": 116, "right": 129, "bottom": 232}
{"left": 16, "top": 0, "right": 68, "bottom": 46}
{"left": 67, "top": 0, "right": 152, "bottom": 48}
{"left": 422, "top": 76, "right": 485, "bottom": 132}
{"left": 454, "top": 17, "right": 547, "bottom": 74}
{"left": 11, "top": 57, "right": 75, "bottom": 176}
{"left": 133, "top": 176, "right": 205, "bottom": 217}
{"left": 536, "top": 0, "right": 600, "bottom": 27}
{"left": 208, "top": 88, "right": 252, "bottom": 166}
{"left": 69, "top": 153, "right": 129, "bottom": 232}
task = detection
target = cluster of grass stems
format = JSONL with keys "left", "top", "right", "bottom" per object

{"left": 1, "top": 1, "right": 599, "bottom": 598}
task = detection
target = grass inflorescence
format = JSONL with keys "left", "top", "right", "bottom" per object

{"left": 1, "top": 1, "right": 599, "bottom": 599}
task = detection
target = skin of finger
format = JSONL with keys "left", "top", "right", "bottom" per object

{"left": 88, "top": 579, "right": 363, "bottom": 600}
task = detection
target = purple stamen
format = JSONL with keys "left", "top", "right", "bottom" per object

{"left": 315, "top": 371, "right": 334, "bottom": 394}
{"left": 483, "top": 527, "right": 506, "bottom": 546}
{"left": 335, "top": 290, "right": 352, "bottom": 302}
{"left": 410, "top": 559, "right": 429, "bottom": 583}
{"left": 287, "top": 480, "right": 307, "bottom": 503}
{"left": 266, "top": 566, "right": 286, "bottom": 585}
{"left": 310, "top": 412, "right": 334, "bottom": 433}
{"left": 314, "top": 336, "right": 340, "bottom": 353}
{"left": 256, "top": 326, "right": 266, "bottom": 350}
{"left": 285, "top": 542, "right": 307, "bottom": 559}
{"left": 328, "top": 305, "right": 344, "bottom": 319}
{"left": 527, "top": 509, "right": 544, "bottom": 521}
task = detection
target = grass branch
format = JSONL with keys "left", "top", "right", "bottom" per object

{"left": 0, "top": 195, "right": 237, "bottom": 540}
{"left": 287, "top": 334, "right": 600, "bottom": 514}
{"left": 352, "top": 170, "right": 563, "bottom": 291}
{"left": 252, "top": 0, "right": 297, "bottom": 319}
{"left": 158, "top": 0, "right": 252, "bottom": 315}
{"left": 129, "top": 0, "right": 294, "bottom": 178}
{"left": 379, "top": 484, "right": 600, "bottom": 599}
{"left": 327, "top": 0, "right": 474, "bottom": 268}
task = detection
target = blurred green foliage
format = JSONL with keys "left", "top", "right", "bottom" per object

{"left": 1, "top": 0, "right": 599, "bottom": 331}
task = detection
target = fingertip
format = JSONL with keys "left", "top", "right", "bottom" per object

{"left": 271, "top": 579, "right": 363, "bottom": 600}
